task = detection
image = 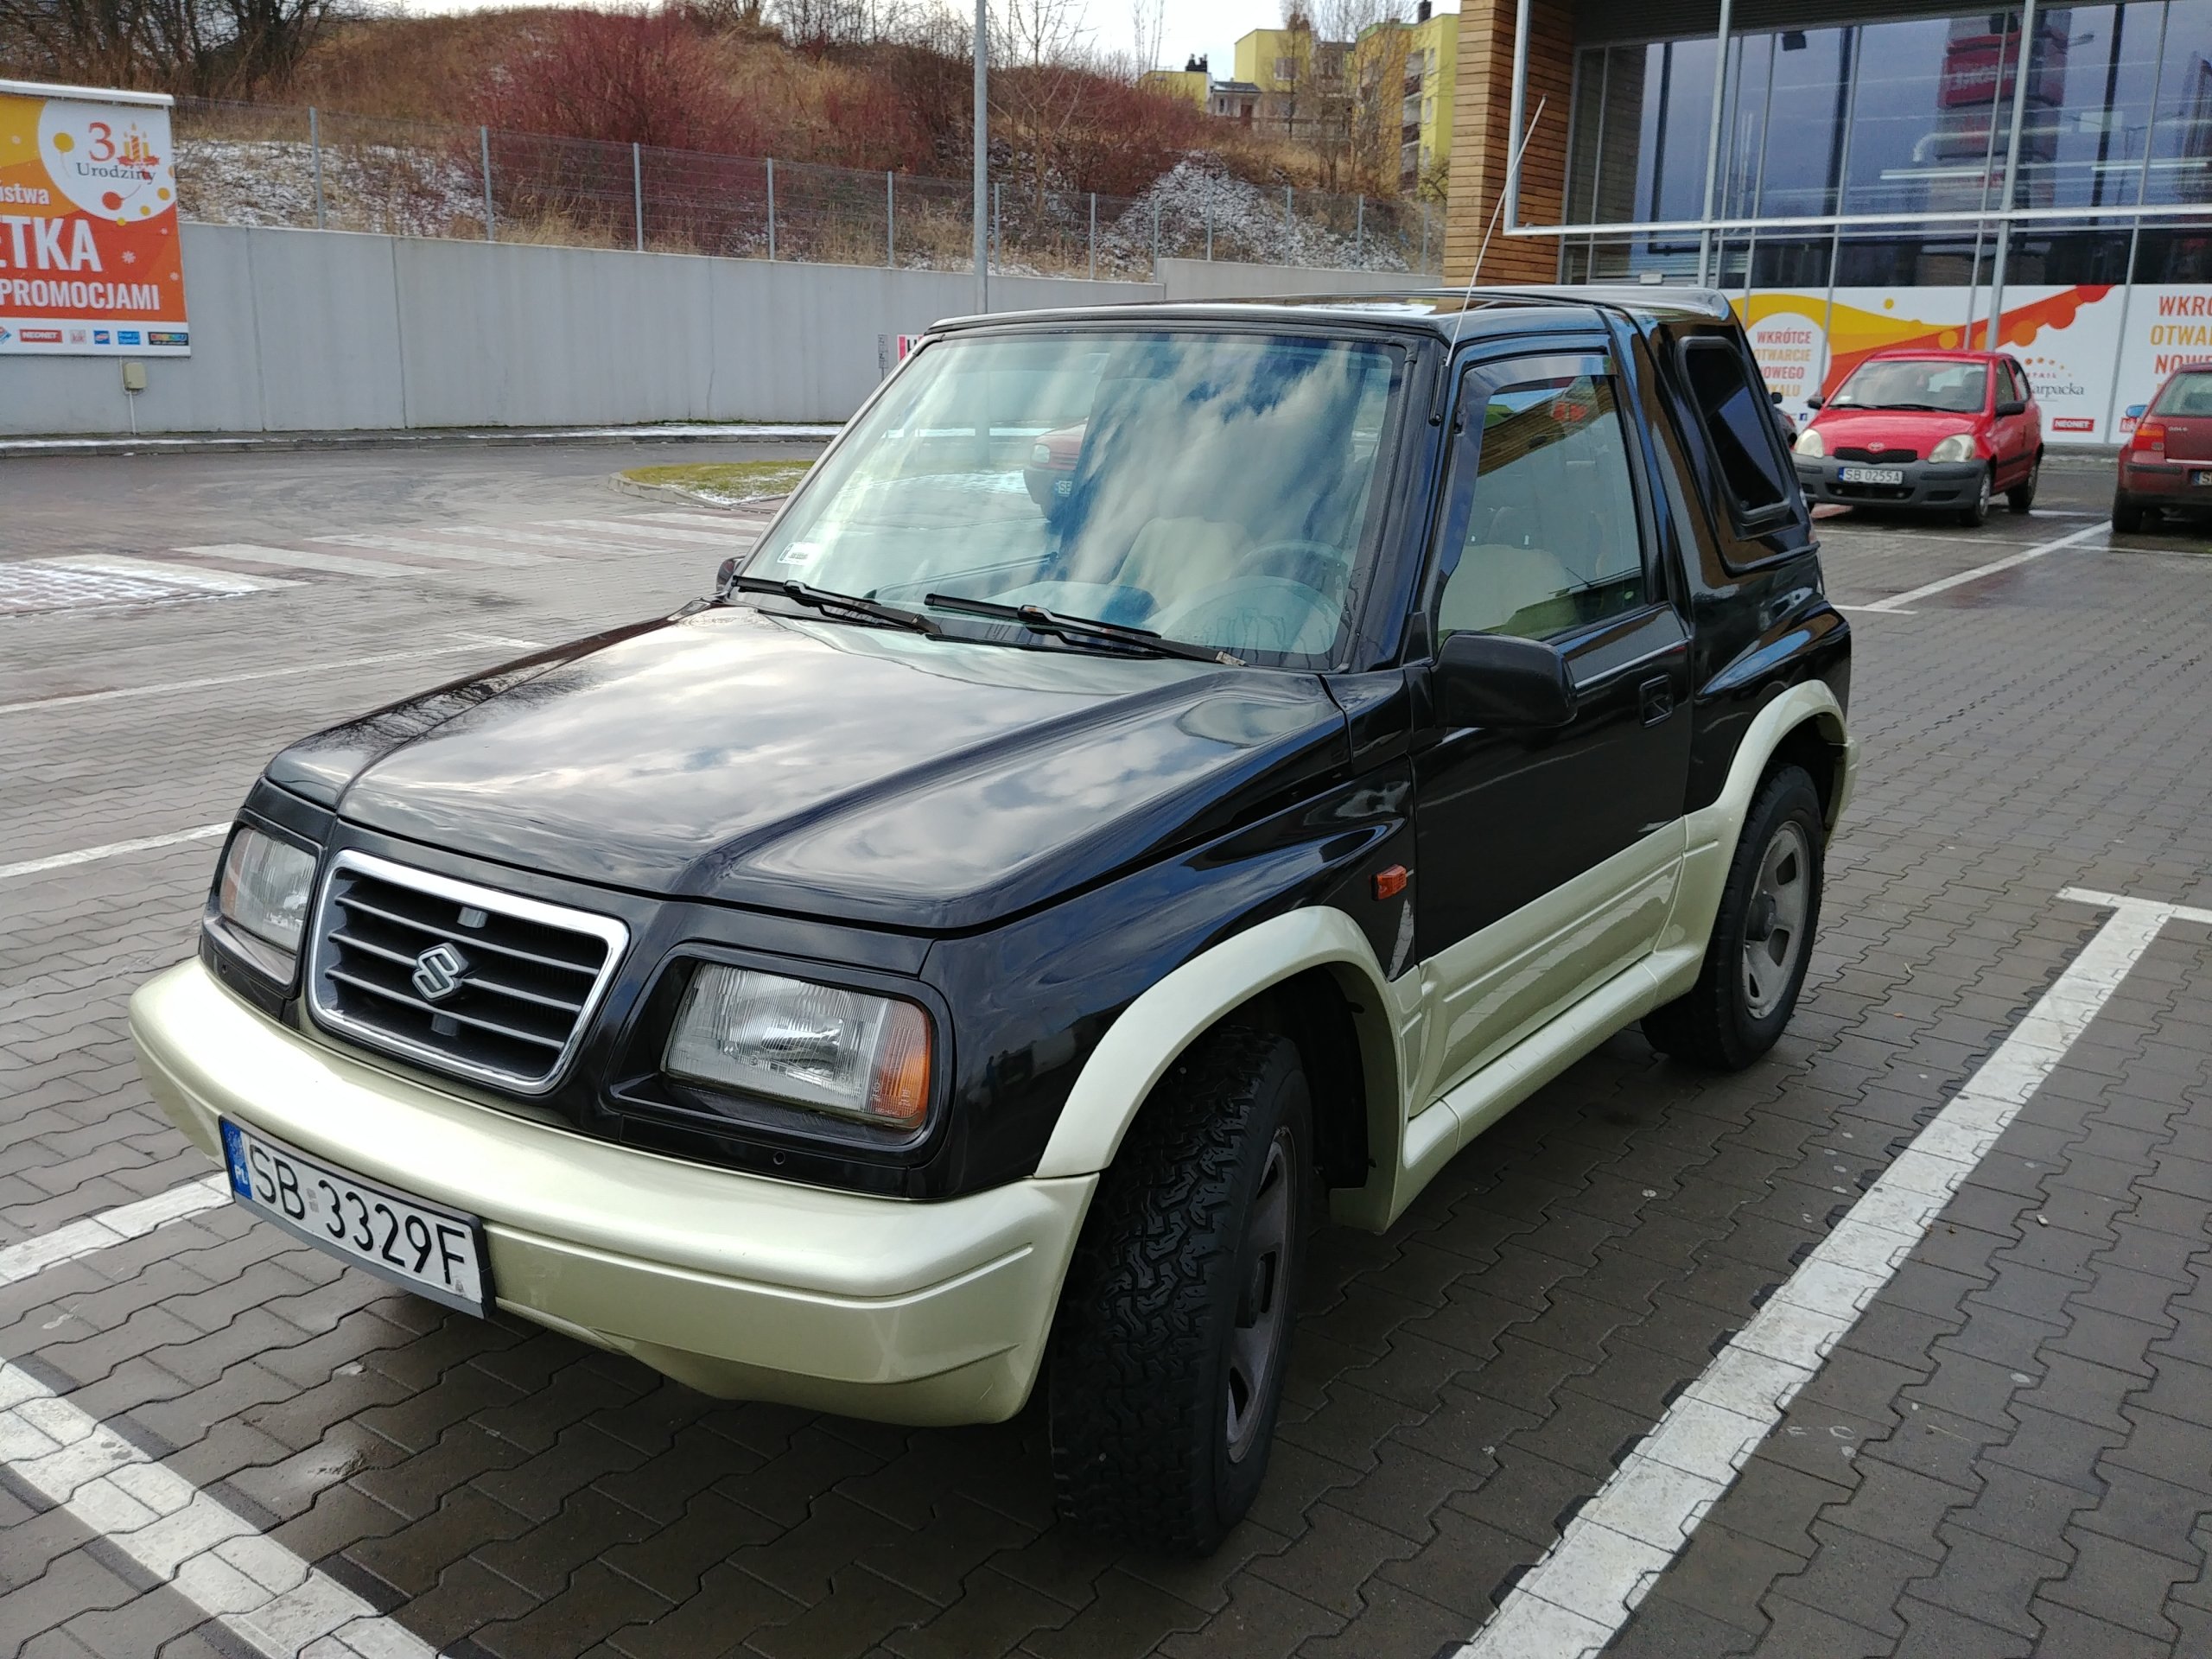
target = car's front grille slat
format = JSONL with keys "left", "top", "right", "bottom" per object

{"left": 333, "top": 893, "right": 602, "bottom": 975}
{"left": 308, "top": 853, "right": 626, "bottom": 1094}
{"left": 1835, "top": 444, "right": 1922, "bottom": 462}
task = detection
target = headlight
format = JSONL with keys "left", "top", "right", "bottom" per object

{"left": 1031, "top": 442, "right": 1053, "bottom": 465}
{"left": 1794, "top": 427, "right": 1825, "bottom": 457}
{"left": 211, "top": 827, "right": 317, "bottom": 976}
{"left": 1929, "top": 433, "right": 1980, "bottom": 462}
{"left": 664, "top": 965, "right": 931, "bottom": 1130}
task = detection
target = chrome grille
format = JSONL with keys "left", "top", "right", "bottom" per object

{"left": 1835, "top": 445, "right": 1920, "bottom": 463}
{"left": 308, "top": 852, "right": 627, "bottom": 1094}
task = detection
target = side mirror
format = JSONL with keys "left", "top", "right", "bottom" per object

{"left": 1434, "top": 631, "right": 1577, "bottom": 730}
{"left": 1804, "top": 395, "right": 1824, "bottom": 410}
{"left": 1995, "top": 398, "right": 2027, "bottom": 416}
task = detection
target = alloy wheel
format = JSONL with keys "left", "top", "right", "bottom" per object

{"left": 1742, "top": 821, "right": 1811, "bottom": 1020}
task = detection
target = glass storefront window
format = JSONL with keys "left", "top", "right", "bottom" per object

{"left": 2148, "top": 0, "right": 2212, "bottom": 205}
{"left": 1844, "top": 15, "right": 2014, "bottom": 218}
{"left": 1758, "top": 29, "right": 1856, "bottom": 220}
{"left": 2014, "top": 6, "right": 2167, "bottom": 209}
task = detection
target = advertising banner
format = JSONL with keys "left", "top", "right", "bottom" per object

{"left": 1734, "top": 282, "right": 2212, "bottom": 445}
{"left": 0, "top": 79, "right": 188, "bottom": 356}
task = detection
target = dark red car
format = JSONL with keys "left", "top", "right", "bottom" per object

{"left": 1790, "top": 347, "right": 2044, "bottom": 526}
{"left": 2113, "top": 360, "right": 2212, "bottom": 531}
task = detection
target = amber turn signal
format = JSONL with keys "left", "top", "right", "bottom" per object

{"left": 1373, "top": 865, "right": 1410, "bottom": 900}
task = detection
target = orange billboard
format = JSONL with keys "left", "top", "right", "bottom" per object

{"left": 0, "top": 79, "right": 188, "bottom": 355}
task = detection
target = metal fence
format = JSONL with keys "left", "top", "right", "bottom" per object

{"left": 170, "top": 99, "right": 1446, "bottom": 278}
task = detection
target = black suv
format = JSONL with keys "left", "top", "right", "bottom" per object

{"left": 133, "top": 289, "right": 1856, "bottom": 1556}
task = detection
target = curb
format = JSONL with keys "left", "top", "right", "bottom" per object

{"left": 1, "top": 425, "right": 842, "bottom": 461}
{"left": 609, "top": 474, "right": 734, "bottom": 510}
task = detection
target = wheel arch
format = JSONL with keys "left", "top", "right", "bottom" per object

{"left": 1664, "top": 681, "right": 1855, "bottom": 970}
{"left": 1032, "top": 908, "right": 1402, "bottom": 1196}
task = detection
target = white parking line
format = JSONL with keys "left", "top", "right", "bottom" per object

{"left": 1859, "top": 520, "right": 2109, "bottom": 613}
{"left": 0, "top": 1360, "right": 439, "bottom": 1657}
{"left": 0, "top": 1183, "right": 440, "bottom": 1656}
{"left": 0, "top": 824, "right": 226, "bottom": 884}
{"left": 175, "top": 543, "right": 410, "bottom": 579}
{"left": 313, "top": 534, "right": 543, "bottom": 569}
{"left": 40, "top": 557, "right": 300, "bottom": 594}
{"left": 0, "top": 1175, "right": 229, "bottom": 1288}
{"left": 1457, "top": 887, "right": 2191, "bottom": 1656}
{"left": 0, "top": 636, "right": 542, "bottom": 720}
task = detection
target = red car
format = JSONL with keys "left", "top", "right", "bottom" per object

{"left": 2113, "top": 360, "right": 2212, "bottom": 531}
{"left": 1790, "top": 347, "right": 2044, "bottom": 526}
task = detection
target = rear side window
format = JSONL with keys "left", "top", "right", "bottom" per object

{"left": 2152, "top": 372, "right": 2212, "bottom": 416}
{"left": 1679, "top": 340, "right": 1795, "bottom": 521}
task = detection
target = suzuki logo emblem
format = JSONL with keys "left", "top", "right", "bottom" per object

{"left": 410, "top": 942, "right": 471, "bottom": 1002}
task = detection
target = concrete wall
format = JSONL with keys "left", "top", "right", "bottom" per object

{"left": 4, "top": 226, "right": 1429, "bottom": 438}
{"left": 4, "top": 224, "right": 1160, "bottom": 437}
{"left": 1153, "top": 258, "right": 1436, "bottom": 302}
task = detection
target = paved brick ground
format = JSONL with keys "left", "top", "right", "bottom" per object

{"left": 2, "top": 452, "right": 2209, "bottom": 1657}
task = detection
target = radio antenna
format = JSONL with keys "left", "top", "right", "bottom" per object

{"left": 1447, "top": 96, "right": 1546, "bottom": 353}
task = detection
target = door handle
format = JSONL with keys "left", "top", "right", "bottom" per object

{"left": 1639, "top": 676, "right": 1675, "bottom": 725}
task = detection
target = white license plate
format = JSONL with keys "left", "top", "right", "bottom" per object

{"left": 2191, "top": 471, "right": 2212, "bottom": 486}
{"left": 1839, "top": 466, "right": 1906, "bottom": 485}
{"left": 219, "top": 1120, "right": 489, "bottom": 1314}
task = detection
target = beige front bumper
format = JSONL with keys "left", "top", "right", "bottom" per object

{"left": 129, "top": 959, "right": 1093, "bottom": 1425}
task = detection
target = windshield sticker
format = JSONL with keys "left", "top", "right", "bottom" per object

{"left": 779, "top": 542, "right": 822, "bottom": 568}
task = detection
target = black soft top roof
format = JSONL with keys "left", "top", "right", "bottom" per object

{"left": 927, "top": 285, "right": 1736, "bottom": 344}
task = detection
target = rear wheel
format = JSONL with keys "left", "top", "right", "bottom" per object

{"left": 2006, "top": 451, "right": 2040, "bottom": 512}
{"left": 1644, "top": 765, "right": 1825, "bottom": 1071}
{"left": 1048, "top": 1027, "right": 1311, "bottom": 1556}
{"left": 1958, "top": 464, "right": 1994, "bottom": 527}
{"left": 2113, "top": 493, "right": 2146, "bottom": 534}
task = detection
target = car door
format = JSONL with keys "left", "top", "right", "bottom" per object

{"left": 1998, "top": 359, "right": 2034, "bottom": 483}
{"left": 1408, "top": 347, "right": 1694, "bottom": 1099}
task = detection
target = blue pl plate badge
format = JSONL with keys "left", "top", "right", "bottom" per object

{"left": 219, "top": 1120, "right": 252, "bottom": 1197}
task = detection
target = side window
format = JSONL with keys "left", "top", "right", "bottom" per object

{"left": 1679, "top": 340, "right": 1795, "bottom": 522}
{"left": 2006, "top": 361, "right": 2031, "bottom": 404}
{"left": 1435, "top": 370, "right": 1646, "bottom": 641}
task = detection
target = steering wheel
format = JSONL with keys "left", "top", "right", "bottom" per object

{"left": 1247, "top": 539, "right": 1352, "bottom": 600}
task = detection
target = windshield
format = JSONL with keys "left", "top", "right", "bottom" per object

{"left": 1829, "top": 358, "right": 1988, "bottom": 414}
{"left": 742, "top": 330, "right": 1403, "bottom": 664}
{"left": 2151, "top": 371, "right": 2212, "bottom": 417}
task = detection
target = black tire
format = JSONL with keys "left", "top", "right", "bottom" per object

{"left": 1048, "top": 1026, "right": 1311, "bottom": 1556}
{"left": 2006, "top": 451, "right": 2040, "bottom": 512}
{"left": 2113, "top": 493, "right": 2145, "bottom": 534}
{"left": 1643, "top": 765, "right": 1825, "bottom": 1071}
{"left": 1958, "top": 464, "right": 1994, "bottom": 527}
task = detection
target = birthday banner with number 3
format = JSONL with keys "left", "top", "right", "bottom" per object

{"left": 0, "top": 79, "right": 188, "bottom": 355}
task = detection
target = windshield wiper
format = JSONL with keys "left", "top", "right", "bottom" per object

{"left": 921, "top": 594, "right": 1244, "bottom": 665}
{"left": 727, "top": 575, "right": 938, "bottom": 637}
{"left": 1867, "top": 401, "right": 1951, "bottom": 411}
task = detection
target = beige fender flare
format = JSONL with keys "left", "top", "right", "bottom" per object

{"left": 1659, "top": 679, "right": 1858, "bottom": 974}
{"left": 1032, "top": 907, "right": 1402, "bottom": 1181}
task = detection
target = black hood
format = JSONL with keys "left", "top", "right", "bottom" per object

{"left": 270, "top": 607, "right": 1351, "bottom": 931}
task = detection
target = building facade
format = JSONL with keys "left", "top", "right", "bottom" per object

{"left": 1446, "top": 0, "right": 2212, "bottom": 442}
{"left": 1357, "top": 3, "right": 1460, "bottom": 195}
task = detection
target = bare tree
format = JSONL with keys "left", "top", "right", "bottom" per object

{"left": 991, "top": 0, "right": 1096, "bottom": 215}
{"left": 1129, "top": 0, "right": 1164, "bottom": 73}
{"left": 0, "top": 0, "right": 341, "bottom": 92}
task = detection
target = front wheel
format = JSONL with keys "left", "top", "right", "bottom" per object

{"left": 1048, "top": 1027, "right": 1311, "bottom": 1555}
{"left": 2006, "top": 452, "right": 2040, "bottom": 512}
{"left": 1644, "top": 766, "right": 1826, "bottom": 1071}
{"left": 1958, "top": 464, "right": 1994, "bottom": 527}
